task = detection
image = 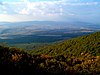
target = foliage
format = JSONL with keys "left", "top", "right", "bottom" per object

{"left": 0, "top": 32, "right": 100, "bottom": 75}
{"left": 32, "top": 32, "right": 100, "bottom": 57}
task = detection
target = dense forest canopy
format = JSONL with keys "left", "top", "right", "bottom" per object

{"left": 32, "top": 32, "right": 100, "bottom": 56}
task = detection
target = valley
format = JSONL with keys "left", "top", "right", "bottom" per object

{"left": 0, "top": 0, "right": 100, "bottom": 74}
{"left": 0, "top": 21, "right": 99, "bottom": 50}
{"left": 0, "top": 31, "right": 100, "bottom": 75}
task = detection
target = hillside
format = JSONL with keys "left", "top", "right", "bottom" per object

{"left": 0, "top": 32, "right": 100, "bottom": 75}
{"left": 32, "top": 32, "right": 100, "bottom": 57}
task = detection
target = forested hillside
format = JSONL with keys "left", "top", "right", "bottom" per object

{"left": 0, "top": 32, "right": 100, "bottom": 75}
{"left": 32, "top": 32, "right": 100, "bottom": 56}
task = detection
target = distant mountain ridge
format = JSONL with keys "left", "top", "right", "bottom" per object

{"left": 0, "top": 21, "right": 99, "bottom": 28}
{"left": 0, "top": 21, "right": 99, "bottom": 44}
{"left": 0, "top": 21, "right": 99, "bottom": 36}
{"left": 0, "top": 21, "right": 76, "bottom": 36}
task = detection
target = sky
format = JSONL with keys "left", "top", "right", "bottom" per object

{"left": 0, "top": 0, "right": 100, "bottom": 24}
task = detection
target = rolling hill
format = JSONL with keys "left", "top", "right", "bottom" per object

{"left": 0, "top": 31, "right": 100, "bottom": 75}
{"left": 32, "top": 31, "right": 100, "bottom": 56}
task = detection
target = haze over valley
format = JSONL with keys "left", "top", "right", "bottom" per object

{"left": 0, "top": 21, "right": 99, "bottom": 44}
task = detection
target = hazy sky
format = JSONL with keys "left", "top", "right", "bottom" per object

{"left": 0, "top": 0, "right": 100, "bottom": 24}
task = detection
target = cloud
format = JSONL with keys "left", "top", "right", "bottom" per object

{"left": 66, "top": 2, "right": 99, "bottom": 6}
{"left": 0, "top": 14, "right": 13, "bottom": 22}
{"left": 68, "top": 13, "right": 76, "bottom": 16}
{"left": 14, "top": 1, "right": 63, "bottom": 17}
{"left": 0, "top": 0, "right": 100, "bottom": 22}
{"left": 0, "top": 2, "right": 3, "bottom": 5}
{"left": 19, "top": 8, "right": 29, "bottom": 15}
{"left": 1, "top": 0, "right": 99, "bottom": 15}
{"left": 0, "top": 13, "right": 64, "bottom": 22}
